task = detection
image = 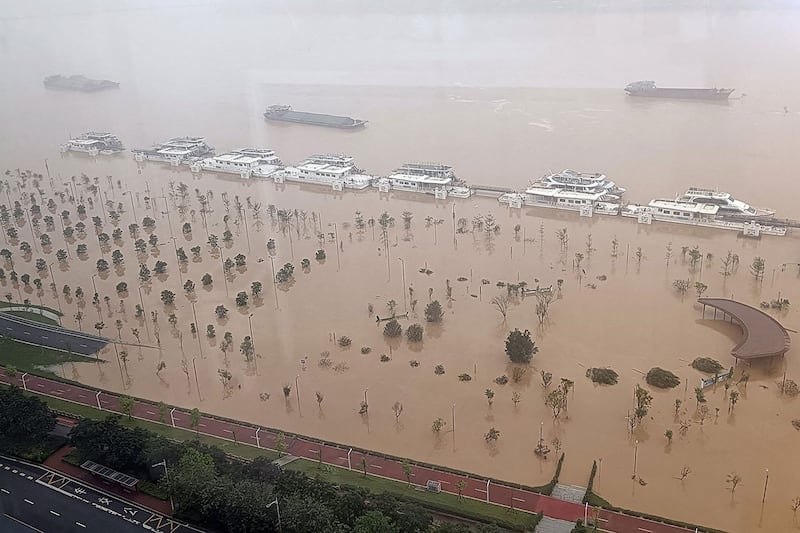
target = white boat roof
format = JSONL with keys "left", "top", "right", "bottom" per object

{"left": 306, "top": 154, "right": 354, "bottom": 165}
{"left": 297, "top": 162, "right": 351, "bottom": 175}
{"left": 389, "top": 172, "right": 452, "bottom": 185}
{"left": 649, "top": 199, "right": 719, "bottom": 214}
{"left": 70, "top": 139, "right": 103, "bottom": 146}
{"left": 524, "top": 187, "right": 605, "bottom": 200}
{"left": 684, "top": 187, "right": 731, "bottom": 200}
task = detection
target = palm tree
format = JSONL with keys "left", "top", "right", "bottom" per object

{"left": 74, "top": 312, "right": 83, "bottom": 331}
{"left": 455, "top": 480, "right": 466, "bottom": 501}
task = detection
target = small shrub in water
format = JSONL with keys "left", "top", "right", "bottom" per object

{"left": 409, "top": 360, "right": 420, "bottom": 368}
{"left": 585, "top": 367, "right": 619, "bottom": 385}
{"left": 337, "top": 335, "right": 352, "bottom": 347}
{"left": 360, "top": 346, "right": 372, "bottom": 354}
{"left": 434, "top": 364, "right": 445, "bottom": 375}
{"left": 380, "top": 354, "right": 391, "bottom": 363}
{"left": 691, "top": 357, "right": 724, "bottom": 374}
{"left": 458, "top": 373, "right": 472, "bottom": 382}
{"left": 494, "top": 375, "right": 509, "bottom": 386}
{"left": 646, "top": 367, "right": 681, "bottom": 389}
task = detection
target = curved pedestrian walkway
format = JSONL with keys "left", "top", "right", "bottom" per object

{"left": 698, "top": 297, "right": 791, "bottom": 360}
{"left": 0, "top": 367, "right": 707, "bottom": 533}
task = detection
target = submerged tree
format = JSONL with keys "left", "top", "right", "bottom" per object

{"left": 505, "top": 328, "right": 538, "bottom": 364}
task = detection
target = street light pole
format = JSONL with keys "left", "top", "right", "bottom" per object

{"left": 192, "top": 357, "right": 202, "bottom": 401}
{"left": 331, "top": 222, "right": 340, "bottom": 271}
{"left": 25, "top": 208, "right": 39, "bottom": 253}
{"left": 295, "top": 375, "right": 301, "bottom": 417}
{"left": 191, "top": 302, "right": 203, "bottom": 358}
{"left": 633, "top": 439, "right": 639, "bottom": 478}
{"left": 48, "top": 263, "right": 63, "bottom": 321}
{"left": 248, "top": 313, "right": 258, "bottom": 373}
{"left": 138, "top": 285, "right": 151, "bottom": 341}
{"left": 267, "top": 498, "right": 282, "bottom": 533}
{"left": 398, "top": 257, "right": 407, "bottom": 314}
{"left": 220, "top": 248, "right": 229, "bottom": 297}
{"left": 152, "top": 461, "right": 174, "bottom": 513}
{"left": 762, "top": 468, "right": 769, "bottom": 503}
{"left": 452, "top": 403, "right": 456, "bottom": 451}
{"left": 269, "top": 256, "right": 278, "bottom": 309}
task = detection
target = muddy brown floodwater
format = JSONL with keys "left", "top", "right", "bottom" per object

{"left": 2, "top": 156, "right": 798, "bottom": 533}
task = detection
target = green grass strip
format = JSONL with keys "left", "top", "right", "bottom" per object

{"left": 286, "top": 459, "right": 541, "bottom": 531}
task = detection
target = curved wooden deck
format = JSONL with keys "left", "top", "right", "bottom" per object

{"left": 698, "top": 298, "right": 791, "bottom": 360}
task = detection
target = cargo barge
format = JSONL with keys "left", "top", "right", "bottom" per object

{"left": 263, "top": 105, "right": 366, "bottom": 129}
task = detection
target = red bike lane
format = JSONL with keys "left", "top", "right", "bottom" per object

{"left": 0, "top": 368, "right": 703, "bottom": 533}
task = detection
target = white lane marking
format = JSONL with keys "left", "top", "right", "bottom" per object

{"left": 475, "top": 488, "right": 487, "bottom": 493}
{"left": 0, "top": 488, "right": 9, "bottom": 494}
{"left": 512, "top": 497, "right": 525, "bottom": 502}
{"left": 370, "top": 464, "right": 382, "bottom": 469}
{"left": 3, "top": 466, "right": 9, "bottom": 470}
{"left": 23, "top": 331, "right": 30, "bottom": 335}
{"left": 79, "top": 344, "right": 87, "bottom": 348}
{"left": 638, "top": 529, "right": 654, "bottom": 533}
{"left": 76, "top": 522, "right": 87, "bottom": 528}
{"left": 18, "top": 472, "right": 26, "bottom": 477}
{"left": 41, "top": 335, "right": 48, "bottom": 339}
{"left": 77, "top": 393, "right": 87, "bottom": 398}
{"left": 49, "top": 510, "right": 60, "bottom": 516}
{"left": 24, "top": 498, "right": 34, "bottom": 505}
{"left": 5, "top": 327, "right": 11, "bottom": 330}
{"left": 27, "top": 476, "right": 32, "bottom": 480}
{"left": 146, "top": 410, "right": 156, "bottom": 415}
{"left": 198, "top": 423, "right": 207, "bottom": 427}
{"left": 12, "top": 469, "right": 17, "bottom": 473}
{"left": 223, "top": 429, "right": 232, "bottom": 433}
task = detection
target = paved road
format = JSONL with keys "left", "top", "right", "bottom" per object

{"left": 0, "top": 368, "right": 705, "bottom": 533}
{"left": 0, "top": 313, "right": 107, "bottom": 356}
{"left": 0, "top": 455, "right": 194, "bottom": 533}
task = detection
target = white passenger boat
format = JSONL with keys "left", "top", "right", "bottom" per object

{"left": 132, "top": 137, "right": 214, "bottom": 165}
{"left": 270, "top": 154, "right": 373, "bottom": 190}
{"left": 192, "top": 148, "right": 282, "bottom": 178}
{"left": 621, "top": 199, "right": 786, "bottom": 237}
{"left": 60, "top": 132, "right": 124, "bottom": 156}
{"left": 498, "top": 169, "right": 622, "bottom": 216}
{"left": 678, "top": 187, "right": 775, "bottom": 218}
{"left": 536, "top": 169, "right": 625, "bottom": 200}
{"left": 377, "top": 162, "right": 459, "bottom": 198}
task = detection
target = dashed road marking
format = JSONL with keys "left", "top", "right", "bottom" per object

{"left": 512, "top": 497, "right": 525, "bottom": 502}
{"left": 1, "top": 488, "right": 9, "bottom": 494}
{"left": 146, "top": 410, "right": 156, "bottom": 415}
{"left": 198, "top": 423, "right": 207, "bottom": 427}
{"left": 370, "top": 464, "right": 382, "bottom": 469}
{"left": 24, "top": 498, "right": 34, "bottom": 505}
{"left": 12, "top": 469, "right": 17, "bottom": 473}
{"left": 638, "top": 528, "right": 653, "bottom": 533}
{"left": 23, "top": 331, "right": 30, "bottom": 335}
{"left": 76, "top": 522, "right": 86, "bottom": 528}
{"left": 223, "top": 428, "right": 233, "bottom": 433}
{"left": 49, "top": 510, "right": 60, "bottom": 516}
{"left": 41, "top": 335, "right": 48, "bottom": 339}
{"left": 79, "top": 344, "right": 87, "bottom": 348}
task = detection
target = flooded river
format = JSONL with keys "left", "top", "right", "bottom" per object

{"left": 2, "top": 2, "right": 800, "bottom": 531}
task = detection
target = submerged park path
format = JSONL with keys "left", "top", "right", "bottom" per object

{"left": 0, "top": 367, "right": 706, "bottom": 533}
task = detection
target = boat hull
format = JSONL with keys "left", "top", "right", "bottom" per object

{"left": 625, "top": 87, "right": 733, "bottom": 100}
{"left": 263, "top": 109, "right": 366, "bottom": 129}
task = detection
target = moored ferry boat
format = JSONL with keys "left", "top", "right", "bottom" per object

{"left": 132, "top": 137, "right": 214, "bottom": 165}
{"left": 536, "top": 169, "right": 625, "bottom": 200}
{"left": 621, "top": 199, "right": 786, "bottom": 237}
{"left": 376, "top": 162, "right": 464, "bottom": 198}
{"left": 270, "top": 154, "right": 373, "bottom": 190}
{"left": 60, "top": 132, "right": 125, "bottom": 155}
{"left": 499, "top": 169, "right": 622, "bottom": 216}
{"left": 193, "top": 148, "right": 282, "bottom": 178}
{"left": 678, "top": 187, "right": 775, "bottom": 218}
